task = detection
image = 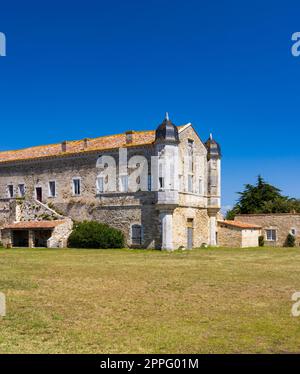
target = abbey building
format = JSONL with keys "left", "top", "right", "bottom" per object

{"left": 0, "top": 115, "right": 221, "bottom": 250}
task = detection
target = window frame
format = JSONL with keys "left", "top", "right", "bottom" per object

{"left": 119, "top": 175, "right": 128, "bottom": 193}
{"left": 72, "top": 177, "right": 81, "bottom": 196}
{"left": 48, "top": 181, "right": 56, "bottom": 198}
{"left": 96, "top": 176, "right": 104, "bottom": 194}
{"left": 265, "top": 229, "right": 277, "bottom": 241}
{"left": 18, "top": 183, "right": 25, "bottom": 197}
{"left": 7, "top": 184, "right": 14, "bottom": 198}
{"left": 188, "top": 175, "right": 193, "bottom": 193}
{"left": 198, "top": 178, "right": 203, "bottom": 195}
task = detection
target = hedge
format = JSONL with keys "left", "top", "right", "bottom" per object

{"left": 68, "top": 221, "right": 125, "bottom": 249}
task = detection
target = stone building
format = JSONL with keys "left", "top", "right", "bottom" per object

{"left": 235, "top": 214, "right": 300, "bottom": 247}
{"left": 0, "top": 115, "right": 221, "bottom": 250}
{"left": 217, "top": 220, "right": 261, "bottom": 248}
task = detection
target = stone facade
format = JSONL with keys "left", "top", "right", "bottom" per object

{"left": 235, "top": 214, "right": 300, "bottom": 247}
{"left": 0, "top": 117, "right": 222, "bottom": 250}
{"left": 0, "top": 197, "right": 73, "bottom": 248}
{"left": 217, "top": 220, "right": 261, "bottom": 248}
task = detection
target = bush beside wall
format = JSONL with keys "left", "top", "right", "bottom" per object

{"left": 68, "top": 221, "right": 125, "bottom": 249}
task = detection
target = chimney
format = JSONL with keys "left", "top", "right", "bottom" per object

{"left": 61, "top": 141, "right": 67, "bottom": 152}
{"left": 83, "top": 138, "right": 89, "bottom": 150}
{"left": 125, "top": 130, "right": 134, "bottom": 144}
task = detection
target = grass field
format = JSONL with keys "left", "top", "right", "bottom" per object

{"left": 0, "top": 247, "right": 300, "bottom": 353}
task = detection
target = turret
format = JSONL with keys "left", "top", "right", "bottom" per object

{"left": 205, "top": 133, "right": 221, "bottom": 246}
{"left": 205, "top": 133, "right": 221, "bottom": 206}
{"left": 155, "top": 112, "right": 179, "bottom": 144}
{"left": 154, "top": 113, "right": 180, "bottom": 251}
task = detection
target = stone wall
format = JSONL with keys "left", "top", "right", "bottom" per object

{"left": 173, "top": 207, "right": 209, "bottom": 249}
{"left": 0, "top": 199, "right": 16, "bottom": 225}
{"left": 217, "top": 224, "right": 242, "bottom": 247}
{"left": 17, "top": 199, "right": 63, "bottom": 222}
{"left": 241, "top": 229, "right": 260, "bottom": 247}
{"left": 235, "top": 214, "right": 300, "bottom": 247}
{"left": 48, "top": 219, "right": 73, "bottom": 248}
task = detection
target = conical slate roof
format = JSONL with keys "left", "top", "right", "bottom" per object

{"left": 205, "top": 133, "right": 221, "bottom": 160}
{"left": 155, "top": 113, "right": 179, "bottom": 144}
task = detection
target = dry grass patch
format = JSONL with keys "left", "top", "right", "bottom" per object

{"left": 0, "top": 247, "right": 300, "bottom": 353}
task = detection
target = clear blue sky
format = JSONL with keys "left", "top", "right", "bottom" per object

{"left": 0, "top": 0, "right": 299, "bottom": 209}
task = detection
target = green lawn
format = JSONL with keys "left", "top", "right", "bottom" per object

{"left": 0, "top": 247, "right": 300, "bottom": 353}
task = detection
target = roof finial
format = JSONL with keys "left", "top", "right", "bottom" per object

{"left": 210, "top": 133, "right": 213, "bottom": 140}
{"left": 165, "top": 112, "right": 169, "bottom": 121}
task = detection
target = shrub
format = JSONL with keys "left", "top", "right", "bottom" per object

{"left": 258, "top": 235, "right": 264, "bottom": 247}
{"left": 68, "top": 221, "right": 125, "bottom": 249}
{"left": 284, "top": 233, "right": 296, "bottom": 247}
{"left": 0, "top": 241, "right": 3, "bottom": 248}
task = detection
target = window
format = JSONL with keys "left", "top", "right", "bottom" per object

{"left": 188, "top": 175, "right": 193, "bottom": 193}
{"left": 199, "top": 178, "right": 203, "bottom": 195}
{"left": 73, "top": 178, "right": 81, "bottom": 196}
{"left": 266, "top": 229, "right": 277, "bottom": 241}
{"left": 148, "top": 175, "right": 152, "bottom": 191}
{"left": 18, "top": 184, "right": 25, "bottom": 197}
{"left": 97, "top": 176, "right": 104, "bottom": 194}
{"left": 8, "top": 185, "right": 14, "bottom": 198}
{"left": 210, "top": 175, "right": 218, "bottom": 187}
{"left": 179, "top": 175, "right": 183, "bottom": 191}
{"left": 159, "top": 177, "right": 164, "bottom": 190}
{"left": 188, "top": 139, "right": 194, "bottom": 172}
{"left": 131, "top": 224, "right": 143, "bottom": 245}
{"left": 119, "top": 175, "right": 128, "bottom": 192}
{"left": 49, "top": 181, "right": 56, "bottom": 197}
{"left": 211, "top": 160, "right": 217, "bottom": 170}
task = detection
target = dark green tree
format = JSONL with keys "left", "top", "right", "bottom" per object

{"left": 284, "top": 233, "right": 296, "bottom": 247}
{"left": 226, "top": 176, "right": 300, "bottom": 219}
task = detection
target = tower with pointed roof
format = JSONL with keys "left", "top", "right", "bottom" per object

{"left": 154, "top": 113, "right": 180, "bottom": 250}
{"left": 205, "top": 133, "right": 222, "bottom": 246}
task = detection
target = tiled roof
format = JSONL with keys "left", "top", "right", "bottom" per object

{"left": 218, "top": 220, "right": 262, "bottom": 229}
{"left": 3, "top": 220, "right": 66, "bottom": 230}
{"left": 0, "top": 124, "right": 190, "bottom": 165}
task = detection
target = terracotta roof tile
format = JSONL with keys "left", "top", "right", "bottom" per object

{"left": 3, "top": 220, "right": 66, "bottom": 230}
{"left": 0, "top": 125, "right": 190, "bottom": 165}
{"left": 218, "top": 220, "right": 262, "bottom": 229}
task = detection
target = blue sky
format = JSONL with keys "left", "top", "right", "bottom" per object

{"left": 0, "top": 0, "right": 299, "bottom": 209}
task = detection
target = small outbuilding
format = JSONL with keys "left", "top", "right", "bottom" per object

{"left": 0, "top": 219, "right": 73, "bottom": 248}
{"left": 217, "top": 220, "right": 261, "bottom": 248}
{"left": 235, "top": 214, "right": 300, "bottom": 247}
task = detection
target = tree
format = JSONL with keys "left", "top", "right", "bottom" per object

{"left": 226, "top": 176, "right": 300, "bottom": 219}
{"left": 284, "top": 233, "right": 296, "bottom": 247}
